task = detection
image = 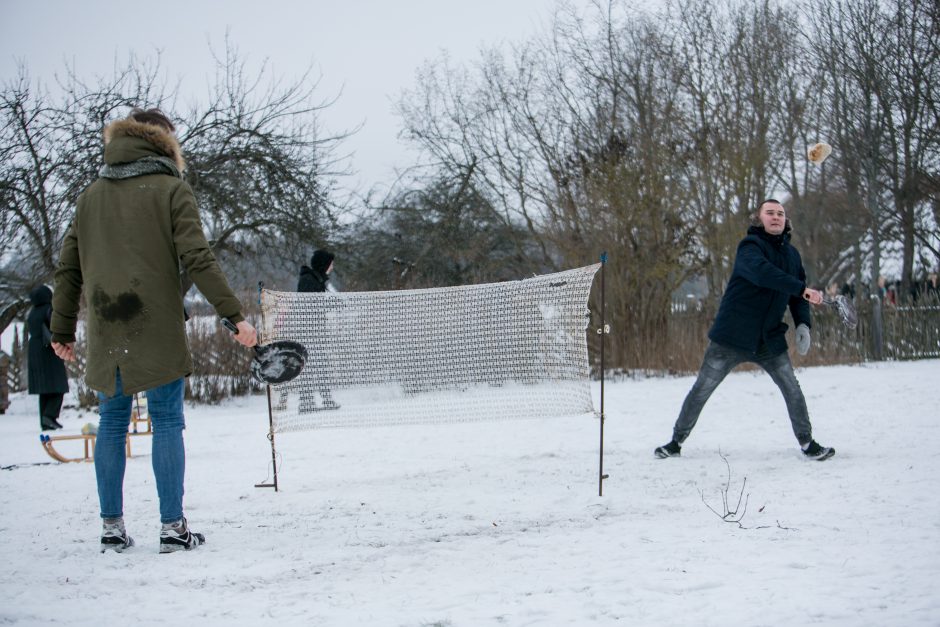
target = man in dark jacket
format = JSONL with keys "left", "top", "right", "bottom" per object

{"left": 655, "top": 199, "right": 835, "bottom": 461}
{"left": 295, "top": 249, "right": 338, "bottom": 411}
{"left": 50, "top": 108, "right": 258, "bottom": 553}
{"left": 297, "top": 249, "right": 335, "bottom": 293}
{"left": 27, "top": 285, "right": 69, "bottom": 431}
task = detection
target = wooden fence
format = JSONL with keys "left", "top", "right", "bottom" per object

{"left": 636, "top": 298, "right": 940, "bottom": 375}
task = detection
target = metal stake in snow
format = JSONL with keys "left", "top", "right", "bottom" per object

{"left": 598, "top": 252, "right": 610, "bottom": 497}
{"left": 254, "top": 282, "right": 281, "bottom": 492}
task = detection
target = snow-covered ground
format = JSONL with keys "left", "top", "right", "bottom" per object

{"left": 1, "top": 359, "right": 938, "bottom": 626}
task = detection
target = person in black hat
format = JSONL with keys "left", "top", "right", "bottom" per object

{"left": 296, "top": 249, "right": 339, "bottom": 412}
{"left": 297, "top": 249, "right": 335, "bottom": 293}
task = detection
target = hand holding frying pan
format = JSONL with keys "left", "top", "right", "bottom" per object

{"left": 804, "top": 292, "right": 858, "bottom": 329}
{"left": 222, "top": 319, "right": 308, "bottom": 385}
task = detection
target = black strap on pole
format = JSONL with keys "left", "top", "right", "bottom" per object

{"left": 253, "top": 280, "right": 279, "bottom": 491}
{"left": 598, "top": 252, "right": 609, "bottom": 496}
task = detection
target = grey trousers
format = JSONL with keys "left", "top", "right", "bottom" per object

{"left": 672, "top": 341, "right": 813, "bottom": 446}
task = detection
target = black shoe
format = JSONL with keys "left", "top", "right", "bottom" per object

{"left": 159, "top": 517, "right": 205, "bottom": 553}
{"left": 654, "top": 440, "right": 681, "bottom": 458}
{"left": 41, "top": 417, "right": 63, "bottom": 431}
{"left": 802, "top": 440, "right": 835, "bottom": 461}
{"left": 100, "top": 518, "right": 135, "bottom": 553}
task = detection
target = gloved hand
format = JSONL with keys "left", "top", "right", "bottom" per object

{"left": 795, "top": 323, "right": 811, "bottom": 355}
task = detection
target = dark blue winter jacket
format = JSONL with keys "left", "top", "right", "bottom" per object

{"left": 708, "top": 226, "right": 812, "bottom": 356}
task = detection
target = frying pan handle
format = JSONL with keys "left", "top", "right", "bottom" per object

{"left": 221, "top": 318, "right": 239, "bottom": 334}
{"left": 222, "top": 318, "right": 262, "bottom": 353}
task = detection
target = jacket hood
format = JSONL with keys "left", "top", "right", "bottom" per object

{"left": 29, "top": 285, "right": 52, "bottom": 306}
{"left": 103, "top": 118, "right": 186, "bottom": 172}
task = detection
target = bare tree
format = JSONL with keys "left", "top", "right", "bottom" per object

{"left": 398, "top": 2, "right": 701, "bottom": 369}
{"left": 876, "top": 0, "right": 940, "bottom": 297}
{"left": 0, "top": 60, "right": 162, "bottom": 327}
{"left": 343, "top": 169, "right": 535, "bottom": 290}
{"left": 666, "top": 0, "right": 808, "bottom": 299}
{"left": 1, "top": 47, "right": 348, "bottom": 335}
{"left": 807, "top": 0, "right": 893, "bottom": 300}
{"left": 390, "top": 0, "right": 938, "bottom": 370}
{"left": 177, "top": 40, "right": 352, "bottom": 290}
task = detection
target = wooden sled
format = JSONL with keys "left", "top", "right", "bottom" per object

{"left": 39, "top": 395, "right": 154, "bottom": 464}
{"left": 40, "top": 433, "right": 97, "bottom": 463}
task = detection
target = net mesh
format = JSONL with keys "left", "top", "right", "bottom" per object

{"left": 260, "top": 264, "right": 600, "bottom": 432}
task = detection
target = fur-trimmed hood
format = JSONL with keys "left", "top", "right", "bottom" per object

{"left": 103, "top": 118, "right": 185, "bottom": 172}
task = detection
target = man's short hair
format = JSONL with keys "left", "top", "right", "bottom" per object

{"left": 128, "top": 107, "right": 175, "bottom": 133}
{"left": 751, "top": 198, "right": 791, "bottom": 231}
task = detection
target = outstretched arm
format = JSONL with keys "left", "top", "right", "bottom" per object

{"left": 734, "top": 241, "right": 806, "bottom": 296}
{"left": 170, "top": 183, "right": 257, "bottom": 347}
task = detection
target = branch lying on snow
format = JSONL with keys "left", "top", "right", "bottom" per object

{"left": 699, "top": 451, "right": 748, "bottom": 526}
{"left": 699, "top": 451, "right": 796, "bottom": 531}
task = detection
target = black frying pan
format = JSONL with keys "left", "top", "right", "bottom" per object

{"left": 822, "top": 295, "right": 858, "bottom": 329}
{"left": 222, "top": 319, "right": 308, "bottom": 385}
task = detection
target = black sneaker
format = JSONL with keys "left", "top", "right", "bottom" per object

{"left": 802, "top": 440, "right": 835, "bottom": 461}
{"left": 159, "top": 517, "right": 205, "bottom": 554}
{"left": 100, "top": 518, "right": 135, "bottom": 553}
{"left": 654, "top": 440, "right": 681, "bottom": 458}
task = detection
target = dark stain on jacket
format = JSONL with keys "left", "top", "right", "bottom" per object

{"left": 92, "top": 286, "right": 144, "bottom": 323}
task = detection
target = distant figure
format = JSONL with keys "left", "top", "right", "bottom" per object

{"left": 51, "top": 107, "right": 258, "bottom": 554}
{"left": 27, "top": 285, "right": 69, "bottom": 431}
{"left": 877, "top": 276, "right": 890, "bottom": 303}
{"left": 654, "top": 199, "right": 834, "bottom": 461}
{"left": 296, "top": 249, "right": 339, "bottom": 412}
{"left": 297, "top": 249, "right": 335, "bottom": 293}
{"left": 926, "top": 273, "right": 939, "bottom": 304}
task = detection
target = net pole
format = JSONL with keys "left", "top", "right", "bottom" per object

{"left": 253, "top": 281, "right": 279, "bottom": 492}
{"left": 598, "top": 252, "right": 609, "bottom": 496}
{"left": 251, "top": 386, "right": 280, "bottom": 492}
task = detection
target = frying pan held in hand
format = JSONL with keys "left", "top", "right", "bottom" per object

{"left": 824, "top": 294, "right": 858, "bottom": 329}
{"left": 221, "top": 319, "right": 308, "bottom": 385}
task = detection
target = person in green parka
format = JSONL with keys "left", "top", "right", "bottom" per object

{"left": 50, "top": 107, "right": 258, "bottom": 554}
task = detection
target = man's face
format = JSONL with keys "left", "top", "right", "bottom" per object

{"left": 758, "top": 202, "right": 786, "bottom": 235}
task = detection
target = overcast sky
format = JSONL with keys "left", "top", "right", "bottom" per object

{"left": 0, "top": 0, "right": 606, "bottom": 195}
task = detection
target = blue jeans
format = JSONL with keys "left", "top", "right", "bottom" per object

{"left": 96, "top": 371, "right": 186, "bottom": 523}
{"left": 672, "top": 341, "right": 813, "bottom": 446}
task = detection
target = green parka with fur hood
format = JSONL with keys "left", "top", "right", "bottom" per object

{"left": 51, "top": 117, "right": 246, "bottom": 396}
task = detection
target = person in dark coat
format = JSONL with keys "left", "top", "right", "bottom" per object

{"left": 297, "top": 249, "right": 335, "bottom": 293}
{"left": 27, "top": 285, "right": 69, "bottom": 430}
{"left": 654, "top": 199, "right": 835, "bottom": 461}
{"left": 296, "top": 249, "right": 339, "bottom": 412}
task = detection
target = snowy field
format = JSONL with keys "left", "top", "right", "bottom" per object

{"left": 1, "top": 359, "right": 938, "bottom": 626}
